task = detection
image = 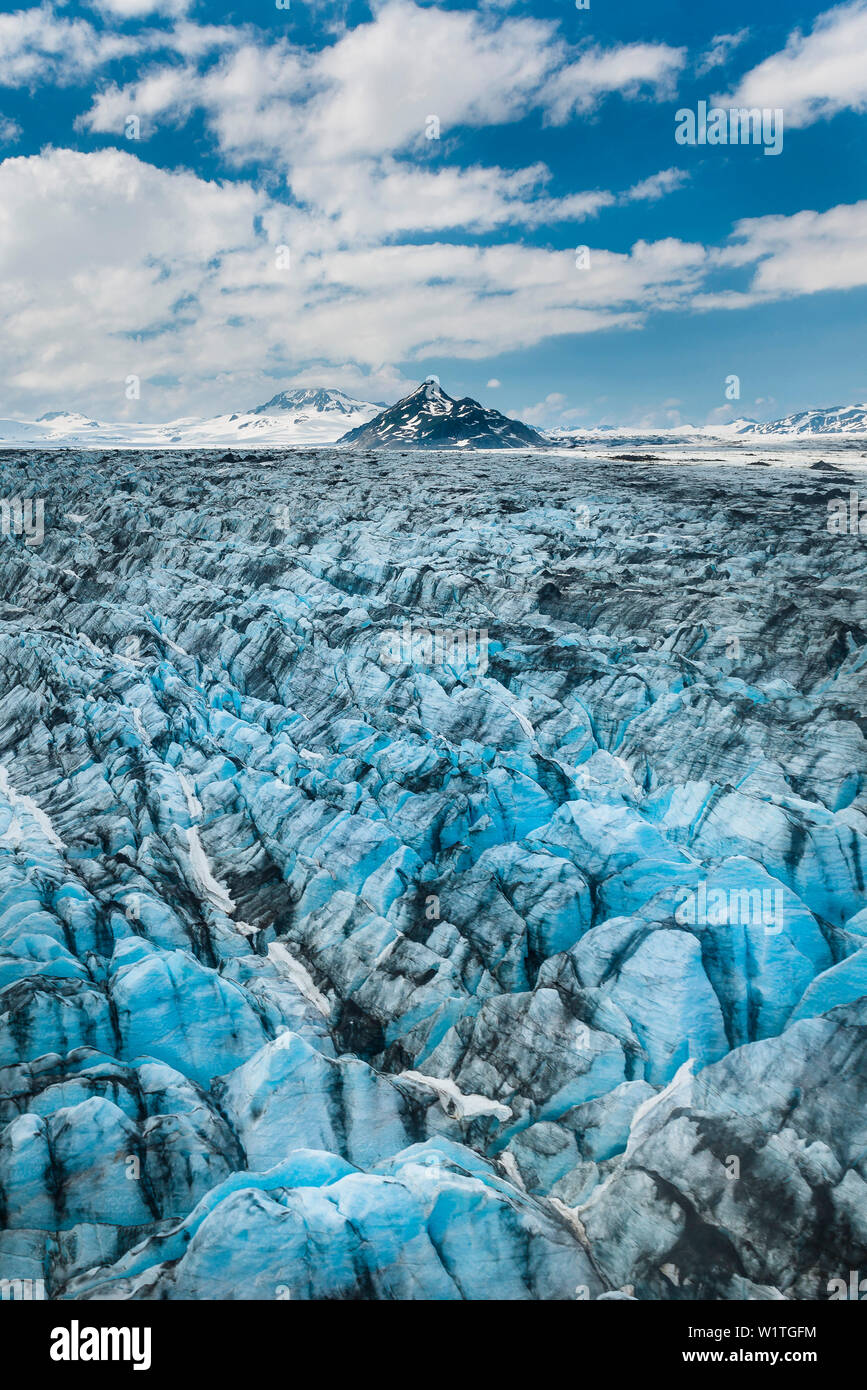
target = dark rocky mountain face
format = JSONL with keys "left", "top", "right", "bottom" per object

{"left": 338, "top": 380, "right": 547, "bottom": 448}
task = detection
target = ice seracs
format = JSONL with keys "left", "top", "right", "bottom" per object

{"left": 0, "top": 443, "right": 864, "bottom": 1300}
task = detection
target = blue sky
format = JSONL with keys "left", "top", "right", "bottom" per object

{"left": 0, "top": 0, "right": 865, "bottom": 426}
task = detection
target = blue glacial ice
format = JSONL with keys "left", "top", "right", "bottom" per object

{"left": 0, "top": 446, "right": 865, "bottom": 1300}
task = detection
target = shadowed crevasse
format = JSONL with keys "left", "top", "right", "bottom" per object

{"left": 0, "top": 446, "right": 864, "bottom": 1300}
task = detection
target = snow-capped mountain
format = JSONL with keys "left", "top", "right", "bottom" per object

{"left": 545, "top": 403, "right": 867, "bottom": 444}
{"left": 37, "top": 411, "right": 100, "bottom": 429}
{"left": 0, "top": 412, "right": 105, "bottom": 446}
{"left": 732, "top": 403, "right": 867, "bottom": 437}
{"left": 0, "top": 389, "right": 381, "bottom": 448}
{"left": 251, "top": 387, "right": 382, "bottom": 418}
{"left": 338, "top": 379, "right": 547, "bottom": 449}
{"left": 5, "top": 394, "right": 867, "bottom": 450}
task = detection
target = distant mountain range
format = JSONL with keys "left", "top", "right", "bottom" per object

{"left": 1, "top": 390, "right": 866, "bottom": 449}
{"left": 547, "top": 403, "right": 867, "bottom": 443}
{"left": 338, "top": 380, "right": 547, "bottom": 449}
{"left": 728, "top": 404, "right": 867, "bottom": 437}
{"left": 0, "top": 388, "right": 381, "bottom": 449}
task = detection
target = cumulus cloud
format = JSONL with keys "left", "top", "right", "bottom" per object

{"left": 542, "top": 40, "right": 686, "bottom": 123}
{"left": 77, "top": 2, "right": 687, "bottom": 167}
{"left": 0, "top": 3, "right": 860, "bottom": 420}
{"left": 281, "top": 159, "right": 682, "bottom": 241}
{"left": 0, "top": 5, "right": 145, "bottom": 87}
{"left": 78, "top": 14, "right": 691, "bottom": 242}
{"left": 716, "top": 1, "right": 867, "bottom": 127}
{"left": 0, "top": 147, "right": 266, "bottom": 414}
{"left": 285, "top": 160, "right": 610, "bottom": 240}
{"left": 521, "top": 392, "right": 568, "bottom": 424}
{"left": 79, "top": 5, "right": 552, "bottom": 158}
{"left": 3, "top": 145, "right": 859, "bottom": 417}
{"left": 0, "top": 147, "right": 713, "bottom": 418}
{"left": 75, "top": 20, "right": 691, "bottom": 242}
{"left": 7, "top": 3, "right": 693, "bottom": 255}
{"left": 721, "top": 200, "right": 867, "bottom": 296}
{"left": 0, "top": 116, "right": 22, "bottom": 143}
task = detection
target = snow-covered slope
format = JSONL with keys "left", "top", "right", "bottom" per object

{"left": 545, "top": 404, "right": 867, "bottom": 444}
{"left": 0, "top": 390, "right": 381, "bottom": 449}
{"left": 733, "top": 403, "right": 867, "bottom": 437}
{"left": 0, "top": 412, "right": 104, "bottom": 446}
{"left": 545, "top": 422, "right": 758, "bottom": 443}
{"left": 339, "top": 379, "right": 547, "bottom": 449}
{"left": 251, "top": 387, "right": 381, "bottom": 418}
{"left": 5, "top": 396, "right": 867, "bottom": 450}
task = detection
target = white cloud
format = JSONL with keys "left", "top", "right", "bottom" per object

{"left": 0, "top": 147, "right": 266, "bottom": 414}
{"left": 0, "top": 147, "right": 713, "bottom": 418}
{"left": 0, "top": 116, "right": 22, "bottom": 144}
{"left": 89, "top": 0, "right": 193, "bottom": 16}
{"left": 13, "top": 2, "right": 692, "bottom": 252}
{"left": 168, "top": 21, "right": 245, "bottom": 59}
{"left": 278, "top": 362, "right": 410, "bottom": 405}
{"left": 77, "top": 3, "right": 688, "bottom": 171}
{"left": 717, "top": 1, "right": 867, "bottom": 126}
{"left": 486, "top": 378, "right": 501, "bottom": 388}
{"left": 696, "top": 29, "right": 749, "bottom": 75}
{"left": 1, "top": 1, "right": 860, "bottom": 422}
{"left": 80, "top": 25, "right": 689, "bottom": 243}
{"left": 297, "top": 1, "right": 557, "bottom": 162}
{"left": 721, "top": 200, "right": 867, "bottom": 296}
{"left": 2, "top": 143, "right": 860, "bottom": 420}
{"left": 284, "top": 159, "right": 627, "bottom": 241}
{"left": 623, "top": 167, "right": 690, "bottom": 203}
{"left": 79, "top": 4, "right": 556, "bottom": 158}
{"left": 0, "top": 5, "right": 144, "bottom": 87}
{"left": 705, "top": 403, "right": 743, "bottom": 425}
{"left": 520, "top": 392, "right": 571, "bottom": 425}
{"left": 542, "top": 41, "right": 686, "bottom": 123}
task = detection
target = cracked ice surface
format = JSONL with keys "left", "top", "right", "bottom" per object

{"left": 0, "top": 446, "right": 865, "bottom": 1301}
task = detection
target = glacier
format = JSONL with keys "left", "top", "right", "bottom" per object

{"left": 0, "top": 444, "right": 865, "bottom": 1301}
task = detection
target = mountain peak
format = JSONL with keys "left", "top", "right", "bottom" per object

{"left": 36, "top": 411, "right": 98, "bottom": 427}
{"left": 734, "top": 402, "right": 867, "bottom": 437}
{"left": 411, "top": 376, "right": 447, "bottom": 400}
{"left": 250, "top": 387, "right": 382, "bottom": 418}
{"left": 338, "top": 381, "right": 546, "bottom": 450}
